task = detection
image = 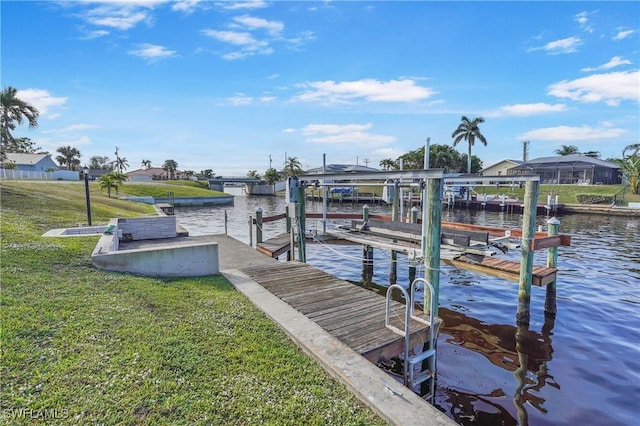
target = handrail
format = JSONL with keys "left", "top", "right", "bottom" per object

{"left": 385, "top": 284, "right": 411, "bottom": 383}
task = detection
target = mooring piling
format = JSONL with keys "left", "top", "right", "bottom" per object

{"left": 517, "top": 180, "right": 540, "bottom": 326}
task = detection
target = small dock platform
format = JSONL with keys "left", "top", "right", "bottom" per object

{"left": 239, "top": 261, "right": 438, "bottom": 363}
{"left": 256, "top": 233, "right": 291, "bottom": 258}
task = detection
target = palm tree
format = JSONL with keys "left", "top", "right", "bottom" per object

{"left": 56, "top": 145, "right": 81, "bottom": 170}
{"left": 141, "top": 159, "right": 152, "bottom": 169}
{"left": 452, "top": 116, "right": 487, "bottom": 174}
{"left": 1, "top": 87, "right": 40, "bottom": 162}
{"left": 284, "top": 156, "right": 303, "bottom": 177}
{"left": 247, "top": 170, "right": 260, "bottom": 179}
{"left": 114, "top": 156, "right": 129, "bottom": 173}
{"left": 379, "top": 158, "right": 397, "bottom": 171}
{"left": 98, "top": 174, "right": 116, "bottom": 198}
{"left": 162, "top": 159, "right": 178, "bottom": 180}
{"left": 623, "top": 143, "right": 640, "bottom": 158}
{"left": 554, "top": 145, "right": 579, "bottom": 156}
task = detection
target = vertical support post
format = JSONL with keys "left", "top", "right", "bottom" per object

{"left": 517, "top": 180, "right": 539, "bottom": 326}
{"left": 409, "top": 206, "right": 419, "bottom": 283}
{"left": 255, "top": 207, "right": 263, "bottom": 244}
{"left": 389, "top": 181, "right": 399, "bottom": 284}
{"left": 224, "top": 210, "right": 228, "bottom": 235}
{"left": 322, "top": 153, "right": 327, "bottom": 234}
{"left": 296, "top": 183, "right": 306, "bottom": 262}
{"left": 83, "top": 170, "right": 92, "bottom": 226}
{"left": 545, "top": 217, "right": 560, "bottom": 316}
{"left": 424, "top": 178, "right": 442, "bottom": 316}
{"left": 248, "top": 215, "right": 253, "bottom": 247}
{"left": 363, "top": 204, "right": 369, "bottom": 222}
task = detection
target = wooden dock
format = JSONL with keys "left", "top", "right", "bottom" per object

{"left": 239, "top": 261, "right": 438, "bottom": 363}
{"left": 256, "top": 233, "right": 291, "bottom": 258}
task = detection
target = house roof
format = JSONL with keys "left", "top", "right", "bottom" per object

{"left": 4, "top": 153, "right": 53, "bottom": 165}
{"left": 515, "top": 154, "right": 620, "bottom": 169}
{"left": 480, "top": 159, "right": 524, "bottom": 172}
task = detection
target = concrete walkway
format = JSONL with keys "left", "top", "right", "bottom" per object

{"left": 214, "top": 234, "right": 455, "bottom": 426}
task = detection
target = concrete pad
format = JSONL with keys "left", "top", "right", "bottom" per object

{"left": 223, "top": 268, "right": 456, "bottom": 426}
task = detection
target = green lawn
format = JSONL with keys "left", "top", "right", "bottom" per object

{"left": 119, "top": 182, "right": 227, "bottom": 198}
{"left": 0, "top": 180, "right": 384, "bottom": 425}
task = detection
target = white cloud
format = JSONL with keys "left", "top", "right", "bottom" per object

{"left": 216, "top": 1, "right": 267, "bottom": 10}
{"left": 202, "top": 29, "right": 256, "bottom": 45}
{"left": 519, "top": 124, "right": 626, "bottom": 142}
{"left": 613, "top": 29, "right": 635, "bottom": 41}
{"left": 574, "top": 11, "right": 594, "bottom": 33}
{"left": 548, "top": 70, "right": 640, "bottom": 106}
{"left": 581, "top": 56, "right": 632, "bottom": 72}
{"left": 172, "top": 0, "right": 203, "bottom": 14}
{"left": 282, "top": 128, "right": 296, "bottom": 134}
{"left": 128, "top": 43, "right": 177, "bottom": 61}
{"left": 227, "top": 94, "right": 253, "bottom": 105}
{"left": 528, "top": 36, "right": 582, "bottom": 54}
{"left": 17, "top": 89, "right": 67, "bottom": 117}
{"left": 201, "top": 29, "right": 272, "bottom": 59}
{"left": 293, "top": 79, "right": 437, "bottom": 104}
{"left": 494, "top": 103, "right": 568, "bottom": 117}
{"left": 301, "top": 123, "right": 395, "bottom": 145}
{"left": 232, "top": 15, "right": 284, "bottom": 36}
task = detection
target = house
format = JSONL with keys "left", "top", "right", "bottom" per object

{"left": 507, "top": 154, "right": 622, "bottom": 185}
{"left": 126, "top": 167, "right": 183, "bottom": 182}
{"left": 2, "top": 153, "right": 58, "bottom": 172}
{"left": 1, "top": 153, "right": 80, "bottom": 180}
{"left": 480, "top": 159, "right": 524, "bottom": 177}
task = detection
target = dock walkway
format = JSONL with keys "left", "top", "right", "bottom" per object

{"left": 214, "top": 234, "right": 454, "bottom": 425}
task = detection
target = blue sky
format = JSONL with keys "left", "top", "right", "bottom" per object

{"left": 2, "top": 1, "right": 639, "bottom": 176}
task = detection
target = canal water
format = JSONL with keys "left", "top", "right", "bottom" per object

{"left": 175, "top": 188, "right": 640, "bottom": 426}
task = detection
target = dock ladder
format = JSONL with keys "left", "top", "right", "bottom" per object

{"left": 385, "top": 278, "right": 437, "bottom": 397}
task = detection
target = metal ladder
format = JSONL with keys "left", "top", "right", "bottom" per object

{"left": 385, "top": 278, "right": 437, "bottom": 396}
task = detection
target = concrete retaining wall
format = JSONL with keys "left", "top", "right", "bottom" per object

{"left": 91, "top": 240, "right": 219, "bottom": 277}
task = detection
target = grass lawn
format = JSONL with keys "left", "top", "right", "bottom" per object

{"left": 119, "top": 182, "right": 227, "bottom": 198}
{"left": 0, "top": 181, "right": 384, "bottom": 425}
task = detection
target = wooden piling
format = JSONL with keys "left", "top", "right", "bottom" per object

{"left": 409, "top": 207, "right": 419, "bottom": 283}
{"left": 545, "top": 217, "right": 560, "bottom": 316}
{"left": 255, "top": 207, "right": 263, "bottom": 245}
{"left": 296, "top": 184, "right": 306, "bottom": 262}
{"left": 517, "top": 180, "right": 539, "bottom": 326}
{"left": 390, "top": 182, "right": 399, "bottom": 284}
{"left": 425, "top": 178, "right": 442, "bottom": 315}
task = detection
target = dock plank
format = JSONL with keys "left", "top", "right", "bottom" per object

{"left": 240, "top": 261, "right": 432, "bottom": 362}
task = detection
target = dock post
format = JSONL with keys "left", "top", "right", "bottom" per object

{"left": 424, "top": 178, "right": 442, "bottom": 316}
{"left": 255, "top": 207, "right": 263, "bottom": 245}
{"left": 390, "top": 181, "right": 399, "bottom": 284}
{"left": 296, "top": 183, "right": 306, "bottom": 262}
{"left": 409, "top": 207, "right": 419, "bottom": 283}
{"left": 545, "top": 217, "right": 560, "bottom": 316}
{"left": 517, "top": 180, "right": 539, "bottom": 326}
{"left": 363, "top": 204, "right": 369, "bottom": 222}
{"left": 224, "top": 210, "right": 228, "bottom": 235}
{"left": 248, "top": 215, "right": 253, "bottom": 247}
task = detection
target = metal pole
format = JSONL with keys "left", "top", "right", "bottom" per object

{"left": 545, "top": 217, "right": 560, "bottom": 316}
{"left": 322, "top": 153, "right": 327, "bottom": 234}
{"left": 84, "top": 172, "right": 92, "bottom": 226}
{"left": 517, "top": 180, "right": 539, "bottom": 326}
{"left": 425, "top": 137, "right": 430, "bottom": 169}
